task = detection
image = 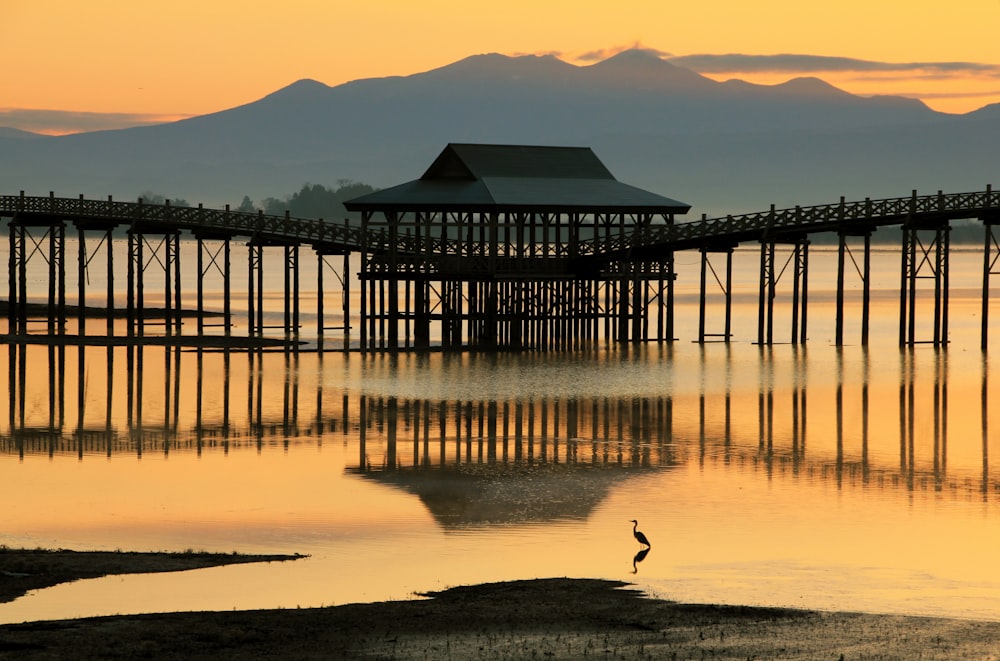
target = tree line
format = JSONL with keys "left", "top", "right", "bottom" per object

{"left": 140, "top": 180, "right": 377, "bottom": 220}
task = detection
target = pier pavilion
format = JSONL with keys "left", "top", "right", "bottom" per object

{"left": 344, "top": 143, "right": 690, "bottom": 351}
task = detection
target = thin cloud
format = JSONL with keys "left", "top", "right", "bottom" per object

{"left": 576, "top": 43, "right": 672, "bottom": 63}
{"left": 512, "top": 50, "right": 564, "bottom": 59}
{"left": 0, "top": 108, "right": 190, "bottom": 135}
{"left": 667, "top": 53, "right": 1000, "bottom": 77}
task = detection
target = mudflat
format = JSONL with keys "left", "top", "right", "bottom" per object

{"left": 1, "top": 549, "right": 999, "bottom": 659}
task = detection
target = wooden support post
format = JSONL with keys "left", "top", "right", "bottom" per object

{"left": 907, "top": 228, "right": 917, "bottom": 346}
{"left": 7, "top": 220, "right": 16, "bottom": 335}
{"left": 136, "top": 233, "right": 145, "bottom": 339}
{"left": 106, "top": 228, "right": 115, "bottom": 337}
{"left": 665, "top": 253, "right": 675, "bottom": 342}
{"left": 796, "top": 240, "right": 808, "bottom": 345}
{"left": 284, "top": 244, "right": 292, "bottom": 337}
{"left": 766, "top": 243, "right": 776, "bottom": 346}
{"left": 983, "top": 221, "right": 998, "bottom": 351}
{"left": 724, "top": 250, "right": 733, "bottom": 343}
{"left": 343, "top": 238, "right": 350, "bottom": 342}
{"left": 17, "top": 224, "right": 26, "bottom": 337}
{"left": 58, "top": 224, "right": 66, "bottom": 336}
{"left": 757, "top": 242, "right": 766, "bottom": 345}
{"left": 698, "top": 250, "right": 708, "bottom": 343}
{"left": 415, "top": 277, "right": 429, "bottom": 350}
{"left": 378, "top": 276, "right": 386, "bottom": 351}
{"left": 934, "top": 229, "right": 943, "bottom": 345}
{"left": 78, "top": 227, "right": 86, "bottom": 336}
{"left": 223, "top": 239, "right": 231, "bottom": 338}
{"left": 617, "top": 273, "right": 630, "bottom": 345}
{"left": 631, "top": 266, "right": 644, "bottom": 344}
{"left": 317, "top": 250, "right": 324, "bottom": 338}
{"left": 247, "top": 243, "right": 255, "bottom": 337}
{"left": 256, "top": 245, "right": 264, "bottom": 338}
{"left": 836, "top": 233, "right": 846, "bottom": 346}
{"left": 126, "top": 230, "right": 136, "bottom": 339}
{"left": 173, "top": 232, "right": 182, "bottom": 336}
{"left": 197, "top": 238, "right": 204, "bottom": 336}
{"left": 899, "top": 226, "right": 913, "bottom": 346}
{"left": 360, "top": 216, "right": 369, "bottom": 352}
{"left": 164, "top": 231, "right": 174, "bottom": 338}
{"left": 47, "top": 224, "right": 57, "bottom": 335}
{"left": 387, "top": 212, "right": 398, "bottom": 352}
{"left": 861, "top": 233, "right": 871, "bottom": 347}
{"left": 292, "top": 244, "right": 300, "bottom": 341}
{"left": 937, "top": 225, "right": 951, "bottom": 346}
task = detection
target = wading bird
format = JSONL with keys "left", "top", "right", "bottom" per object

{"left": 630, "top": 519, "right": 651, "bottom": 548}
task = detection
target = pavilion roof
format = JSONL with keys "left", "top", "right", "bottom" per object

{"left": 343, "top": 144, "right": 690, "bottom": 215}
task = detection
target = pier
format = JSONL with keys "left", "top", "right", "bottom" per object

{"left": 2, "top": 144, "right": 999, "bottom": 351}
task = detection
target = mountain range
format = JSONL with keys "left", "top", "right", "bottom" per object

{"left": 2, "top": 49, "right": 998, "bottom": 217}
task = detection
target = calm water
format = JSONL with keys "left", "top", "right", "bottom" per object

{"left": 2, "top": 244, "right": 1000, "bottom": 624}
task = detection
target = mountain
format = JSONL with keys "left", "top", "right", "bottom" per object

{"left": 0, "top": 127, "right": 46, "bottom": 140}
{"left": 0, "top": 49, "right": 995, "bottom": 217}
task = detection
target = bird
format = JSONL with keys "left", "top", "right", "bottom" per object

{"left": 630, "top": 519, "right": 651, "bottom": 547}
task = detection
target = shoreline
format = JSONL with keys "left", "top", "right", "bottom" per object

{"left": 0, "top": 547, "right": 305, "bottom": 605}
{"left": 1, "top": 549, "right": 999, "bottom": 659}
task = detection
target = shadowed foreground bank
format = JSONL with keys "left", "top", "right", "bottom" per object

{"left": 3, "top": 569, "right": 1000, "bottom": 659}
{"left": 0, "top": 548, "right": 305, "bottom": 605}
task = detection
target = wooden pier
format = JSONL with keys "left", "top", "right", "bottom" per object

{"left": 1, "top": 144, "right": 999, "bottom": 351}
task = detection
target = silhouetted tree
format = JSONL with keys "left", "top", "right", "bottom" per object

{"left": 138, "top": 191, "right": 190, "bottom": 207}
{"left": 262, "top": 180, "right": 375, "bottom": 219}
{"left": 236, "top": 195, "right": 257, "bottom": 213}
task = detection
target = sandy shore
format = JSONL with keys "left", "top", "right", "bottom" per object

{"left": 1, "top": 548, "right": 999, "bottom": 659}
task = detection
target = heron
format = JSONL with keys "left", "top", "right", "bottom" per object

{"left": 630, "top": 519, "right": 651, "bottom": 547}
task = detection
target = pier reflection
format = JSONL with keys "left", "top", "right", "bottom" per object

{"left": 1, "top": 343, "right": 998, "bottom": 506}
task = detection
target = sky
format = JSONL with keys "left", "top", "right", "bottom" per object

{"left": 4, "top": 0, "right": 1000, "bottom": 135}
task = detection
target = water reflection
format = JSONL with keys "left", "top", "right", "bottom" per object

{"left": 1, "top": 342, "right": 998, "bottom": 507}
{"left": 631, "top": 547, "right": 650, "bottom": 574}
{"left": 5, "top": 339, "right": 1000, "bottom": 623}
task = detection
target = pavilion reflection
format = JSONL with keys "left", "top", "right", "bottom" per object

{"left": 0, "top": 342, "right": 997, "bottom": 502}
{"left": 348, "top": 393, "right": 679, "bottom": 528}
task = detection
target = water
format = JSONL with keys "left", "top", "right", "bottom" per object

{"left": 2, "top": 244, "right": 1000, "bottom": 624}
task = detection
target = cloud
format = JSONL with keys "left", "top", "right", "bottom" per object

{"left": 575, "top": 42, "right": 672, "bottom": 63}
{"left": 512, "top": 49, "right": 564, "bottom": 59}
{"left": 666, "top": 53, "right": 1000, "bottom": 78}
{"left": 0, "top": 108, "right": 190, "bottom": 135}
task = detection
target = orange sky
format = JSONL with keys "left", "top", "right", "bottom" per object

{"left": 4, "top": 0, "right": 1000, "bottom": 133}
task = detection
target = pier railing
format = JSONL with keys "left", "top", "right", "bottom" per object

{"left": 0, "top": 192, "right": 368, "bottom": 252}
{"left": 582, "top": 187, "right": 1000, "bottom": 256}
{"left": 4, "top": 187, "right": 998, "bottom": 264}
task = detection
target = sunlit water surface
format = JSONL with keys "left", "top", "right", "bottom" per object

{"left": 2, "top": 248, "right": 1000, "bottom": 624}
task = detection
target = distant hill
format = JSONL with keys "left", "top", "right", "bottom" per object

{"left": 0, "top": 127, "right": 46, "bottom": 140}
{"left": 0, "top": 49, "right": 996, "bottom": 218}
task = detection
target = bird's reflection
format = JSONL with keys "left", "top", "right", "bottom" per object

{"left": 631, "top": 547, "right": 650, "bottom": 574}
